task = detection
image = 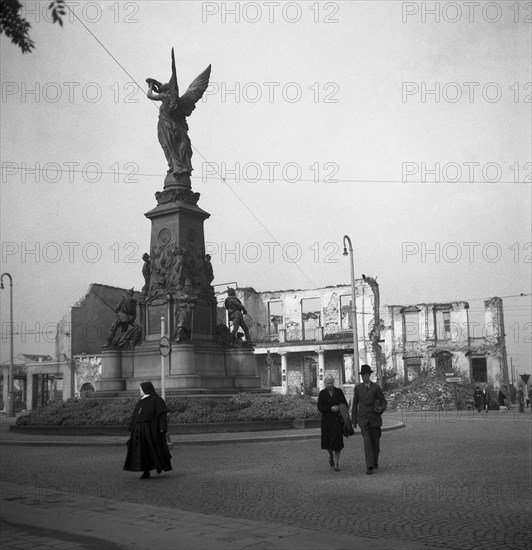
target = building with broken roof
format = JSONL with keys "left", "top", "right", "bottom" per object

{"left": 216, "top": 286, "right": 509, "bottom": 398}
{"left": 5, "top": 280, "right": 509, "bottom": 410}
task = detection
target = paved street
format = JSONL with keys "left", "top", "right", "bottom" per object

{"left": 1, "top": 410, "right": 531, "bottom": 550}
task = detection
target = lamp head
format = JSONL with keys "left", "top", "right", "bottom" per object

{"left": 343, "top": 247, "right": 348, "bottom": 256}
{"left": 0, "top": 282, "right": 3, "bottom": 290}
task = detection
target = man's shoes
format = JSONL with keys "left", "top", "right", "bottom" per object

{"left": 373, "top": 464, "right": 379, "bottom": 470}
{"left": 140, "top": 471, "right": 150, "bottom": 479}
{"left": 366, "top": 467, "right": 373, "bottom": 475}
{"left": 334, "top": 465, "right": 340, "bottom": 471}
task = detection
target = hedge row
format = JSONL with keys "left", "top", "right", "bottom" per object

{"left": 15, "top": 393, "right": 321, "bottom": 426}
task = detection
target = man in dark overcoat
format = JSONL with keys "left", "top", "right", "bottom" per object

{"left": 351, "top": 364, "right": 387, "bottom": 475}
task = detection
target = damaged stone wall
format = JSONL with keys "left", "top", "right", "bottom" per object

{"left": 383, "top": 297, "right": 508, "bottom": 385}
{"left": 217, "top": 282, "right": 375, "bottom": 348}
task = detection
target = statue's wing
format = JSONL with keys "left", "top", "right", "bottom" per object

{"left": 167, "top": 48, "right": 179, "bottom": 102}
{"left": 179, "top": 64, "right": 212, "bottom": 116}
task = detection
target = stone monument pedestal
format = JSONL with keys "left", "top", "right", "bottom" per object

{"left": 97, "top": 340, "right": 260, "bottom": 394}
{"left": 94, "top": 349, "right": 125, "bottom": 392}
{"left": 96, "top": 183, "right": 261, "bottom": 395}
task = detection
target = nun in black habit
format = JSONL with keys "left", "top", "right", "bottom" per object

{"left": 124, "top": 381, "right": 172, "bottom": 479}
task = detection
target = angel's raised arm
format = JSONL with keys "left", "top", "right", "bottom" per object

{"left": 146, "top": 78, "right": 164, "bottom": 101}
{"left": 147, "top": 89, "right": 163, "bottom": 101}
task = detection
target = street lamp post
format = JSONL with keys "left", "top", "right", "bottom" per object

{"left": 0, "top": 273, "right": 14, "bottom": 416}
{"left": 161, "top": 315, "right": 166, "bottom": 400}
{"left": 343, "top": 236, "right": 360, "bottom": 381}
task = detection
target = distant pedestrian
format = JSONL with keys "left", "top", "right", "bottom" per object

{"left": 482, "top": 384, "right": 490, "bottom": 413}
{"left": 351, "top": 364, "right": 387, "bottom": 475}
{"left": 124, "top": 381, "right": 172, "bottom": 479}
{"left": 517, "top": 386, "right": 525, "bottom": 413}
{"left": 498, "top": 389, "right": 507, "bottom": 409}
{"left": 318, "top": 375, "right": 348, "bottom": 471}
{"left": 474, "top": 386, "right": 483, "bottom": 412}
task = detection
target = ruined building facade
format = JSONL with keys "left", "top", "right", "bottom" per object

{"left": 216, "top": 287, "right": 509, "bottom": 396}
{"left": 15, "top": 283, "right": 508, "bottom": 410}
{"left": 383, "top": 297, "right": 508, "bottom": 387}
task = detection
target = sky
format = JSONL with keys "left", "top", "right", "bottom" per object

{"left": 0, "top": 0, "right": 531, "bottom": 373}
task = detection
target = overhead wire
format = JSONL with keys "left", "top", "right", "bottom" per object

{"left": 58, "top": 2, "right": 322, "bottom": 290}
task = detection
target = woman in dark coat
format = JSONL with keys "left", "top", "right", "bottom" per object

{"left": 124, "top": 381, "right": 172, "bottom": 479}
{"left": 317, "top": 375, "right": 348, "bottom": 471}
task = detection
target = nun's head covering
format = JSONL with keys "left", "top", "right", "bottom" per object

{"left": 140, "top": 381, "right": 157, "bottom": 396}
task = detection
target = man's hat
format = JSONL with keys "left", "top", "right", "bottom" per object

{"left": 360, "top": 364, "right": 373, "bottom": 375}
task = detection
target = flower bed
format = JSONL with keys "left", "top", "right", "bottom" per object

{"left": 15, "top": 393, "right": 321, "bottom": 426}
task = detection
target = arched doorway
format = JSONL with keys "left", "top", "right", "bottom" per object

{"left": 435, "top": 351, "right": 453, "bottom": 376}
{"left": 79, "top": 382, "right": 95, "bottom": 397}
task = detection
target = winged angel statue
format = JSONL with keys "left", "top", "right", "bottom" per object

{"left": 146, "top": 49, "right": 211, "bottom": 185}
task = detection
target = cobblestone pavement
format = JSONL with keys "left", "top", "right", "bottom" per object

{"left": 1, "top": 517, "right": 126, "bottom": 550}
{"left": 1, "top": 410, "right": 530, "bottom": 550}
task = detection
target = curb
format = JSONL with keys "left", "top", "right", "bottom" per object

{"left": 171, "top": 422, "right": 406, "bottom": 446}
{"left": 7, "top": 418, "right": 321, "bottom": 436}
{"left": 0, "top": 422, "right": 405, "bottom": 447}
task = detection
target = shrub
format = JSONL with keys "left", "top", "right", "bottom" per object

{"left": 228, "top": 392, "right": 254, "bottom": 410}
{"left": 15, "top": 393, "right": 320, "bottom": 426}
{"left": 16, "top": 397, "right": 138, "bottom": 426}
